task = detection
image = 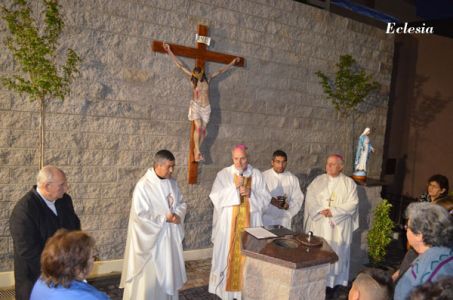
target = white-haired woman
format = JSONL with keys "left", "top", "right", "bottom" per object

{"left": 394, "top": 202, "right": 453, "bottom": 299}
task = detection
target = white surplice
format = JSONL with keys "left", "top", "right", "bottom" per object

{"left": 120, "top": 168, "right": 187, "bottom": 300}
{"left": 208, "top": 165, "right": 271, "bottom": 300}
{"left": 304, "top": 173, "right": 359, "bottom": 288}
{"left": 262, "top": 169, "right": 304, "bottom": 229}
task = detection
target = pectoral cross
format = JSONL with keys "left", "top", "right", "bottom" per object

{"left": 328, "top": 192, "right": 336, "bottom": 207}
{"left": 152, "top": 24, "right": 245, "bottom": 184}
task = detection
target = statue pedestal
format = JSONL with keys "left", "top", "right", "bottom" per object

{"left": 349, "top": 178, "right": 385, "bottom": 278}
{"left": 241, "top": 230, "right": 338, "bottom": 300}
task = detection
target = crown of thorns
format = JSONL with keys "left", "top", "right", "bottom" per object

{"left": 192, "top": 68, "right": 205, "bottom": 80}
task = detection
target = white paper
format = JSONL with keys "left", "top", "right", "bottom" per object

{"left": 245, "top": 227, "right": 277, "bottom": 239}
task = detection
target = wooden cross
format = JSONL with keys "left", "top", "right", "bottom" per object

{"left": 152, "top": 24, "right": 245, "bottom": 184}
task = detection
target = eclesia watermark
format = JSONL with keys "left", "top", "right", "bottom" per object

{"left": 386, "top": 22, "right": 434, "bottom": 34}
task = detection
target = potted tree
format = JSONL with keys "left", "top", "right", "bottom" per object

{"left": 1, "top": 0, "right": 81, "bottom": 168}
{"left": 367, "top": 199, "right": 394, "bottom": 267}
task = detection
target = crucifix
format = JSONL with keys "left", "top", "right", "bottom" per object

{"left": 152, "top": 24, "right": 245, "bottom": 184}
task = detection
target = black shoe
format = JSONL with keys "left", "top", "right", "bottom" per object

{"left": 332, "top": 285, "right": 348, "bottom": 299}
{"left": 326, "top": 287, "right": 334, "bottom": 298}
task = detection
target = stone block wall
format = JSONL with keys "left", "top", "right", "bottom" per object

{"left": 0, "top": 0, "right": 394, "bottom": 270}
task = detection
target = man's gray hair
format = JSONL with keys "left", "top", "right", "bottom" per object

{"left": 328, "top": 154, "right": 345, "bottom": 166}
{"left": 36, "top": 166, "right": 65, "bottom": 186}
{"left": 153, "top": 149, "right": 175, "bottom": 166}
{"left": 406, "top": 202, "right": 453, "bottom": 247}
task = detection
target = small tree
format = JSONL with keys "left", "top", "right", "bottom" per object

{"left": 367, "top": 199, "right": 393, "bottom": 266}
{"left": 315, "top": 54, "right": 380, "bottom": 116}
{"left": 1, "top": 0, "right": 81, "bottom": 168}
{"left": 316, "top": 55, "right": 380, "bottom": 171}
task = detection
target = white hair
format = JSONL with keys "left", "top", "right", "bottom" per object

{"left": 36, "top": 166, "right": 65, "bottom": 187}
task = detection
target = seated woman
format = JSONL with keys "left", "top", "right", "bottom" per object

{"left": 393, "top": 198, "right": 453, "bottom": 283}
{"left": 30, "top": 229, "right": 109, "bottom": 300}
{"left": 419, "top": 174, "right": 449, "bottom": 202}
{"left": 394, "top": 202, "right": 453, "bottom": 300}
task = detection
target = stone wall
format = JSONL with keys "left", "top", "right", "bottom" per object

{"left": 0, "top": 0, "right": 393, "bottom": 271}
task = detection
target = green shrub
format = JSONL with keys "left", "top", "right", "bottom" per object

{"left": 367, "top": 199, "right": 394, "bottom": 265}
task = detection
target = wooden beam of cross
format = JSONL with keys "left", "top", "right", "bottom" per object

{"left": 152, "top": 24, "right": 245, "bottom": 184}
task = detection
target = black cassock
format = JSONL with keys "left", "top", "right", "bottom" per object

{"left": 9, "top": 186, "right": 81, "bottom": 300}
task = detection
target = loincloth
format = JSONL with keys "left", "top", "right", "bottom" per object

{"left": 188, "top": 100, "right": 211, "bottom": 124}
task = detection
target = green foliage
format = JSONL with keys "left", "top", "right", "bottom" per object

{"left": 0, "top": 0, "right": 81, "bottom": 101}
{"left": 367, "top": 199, "right": 394, "bottom": 265}
{"left": 315, "top": 55, "right": 380, "bottom": 116}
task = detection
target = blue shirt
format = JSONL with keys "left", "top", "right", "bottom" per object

{"left": 31, "top": 277, "right": 110, "bottom": 300}
{"left": 394, "top": 246, "right": 453, "bottom": 300}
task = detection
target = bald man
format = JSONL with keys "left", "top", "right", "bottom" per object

{"left": 9, "top": 165, "right": 81, "bottom": 300}
{"left": 348, "top": 269, "right": 393, "bottom": 300}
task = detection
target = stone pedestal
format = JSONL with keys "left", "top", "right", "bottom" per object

{"left": 243, "top": 257, "right": 329, "bottom": 300}
{"left": 349, "top": 178, "right": 384, "bottom": 278}
{"left": 241, "top": 230, "right": 338, "bottom": 300}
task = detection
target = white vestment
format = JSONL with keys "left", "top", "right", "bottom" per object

{"left": 304, "top": 173, "right": 359, "bottom": 287}
{"left": 120, "top": 168, "right": 187, "bottom": 300}
{"left": 262, "top": 169, "right": 304, "bottom": 229}
{"left": 209, "top": 165, "right": 271, "bottom": 300}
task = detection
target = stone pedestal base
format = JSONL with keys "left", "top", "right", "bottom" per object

{"left": 350, "top": 184, "right": 383, "bottom": 278}
{"left": 243, "top": 256, "right": 330, "bottom": 300}
{"left": 352, "top": 174, "right": 366, "bottom": 182}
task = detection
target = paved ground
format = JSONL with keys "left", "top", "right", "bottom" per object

{"left": 90, "top": 259, "right": 216, "bottom": 300}
{"left": 2, "top": 238, "right": 403, "bottom": 299}
{"left": 90, "top": 258, "right": 353, "bottom": 300}
{"left": 92, "top": 238, "right": 405, "bottom": 300}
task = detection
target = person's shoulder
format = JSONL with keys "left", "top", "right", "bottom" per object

{"left": 250, "top": 166, "right": 266, "bottom": 179}
{"left": 11, "top": 188, "right": 39, "bottom": 212}
{"left": 340, "top": 173, "right": 356, "bottom": 185}
{"left": 262, "top": 168, "right": 273, "bottom": 176}
{"left": 79, "top": 284, "right": 110, "bottom": 300}
{"left": 67, "top": 281, "right": 110, "bottom": 300}
{"left": 169, "top": 177, "right": 181, "bottom": 189}
{"left": 134, "top": 170, "right": 153, "bottom": 187}
{"left": 311, "top": 173, "right": 326, "bottom": 183}
{"left": 30, "top": 278, "right": 50, "bottom": 299}
{"left": 217, "top": 166, "right": 231, "bottom": 176}
{"left": 251, "top": 166, "right": 263, "bottom": 175}
{"left": 283, "top": 170, "right": 298, "bottom": 180}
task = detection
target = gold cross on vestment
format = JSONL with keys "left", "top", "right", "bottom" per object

{"left": 328, "top": 192, "right": 336, "bottom": 207}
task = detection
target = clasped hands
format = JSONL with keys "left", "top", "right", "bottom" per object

{"left": 166, "top": 212, "right": 181, "bottom": 224}
{"left": 319, "top": 208, "right": 333, "bottom": 218}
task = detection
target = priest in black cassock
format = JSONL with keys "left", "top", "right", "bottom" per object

{"left": 9, "top": 165, "right": 81, "bottom": 300}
